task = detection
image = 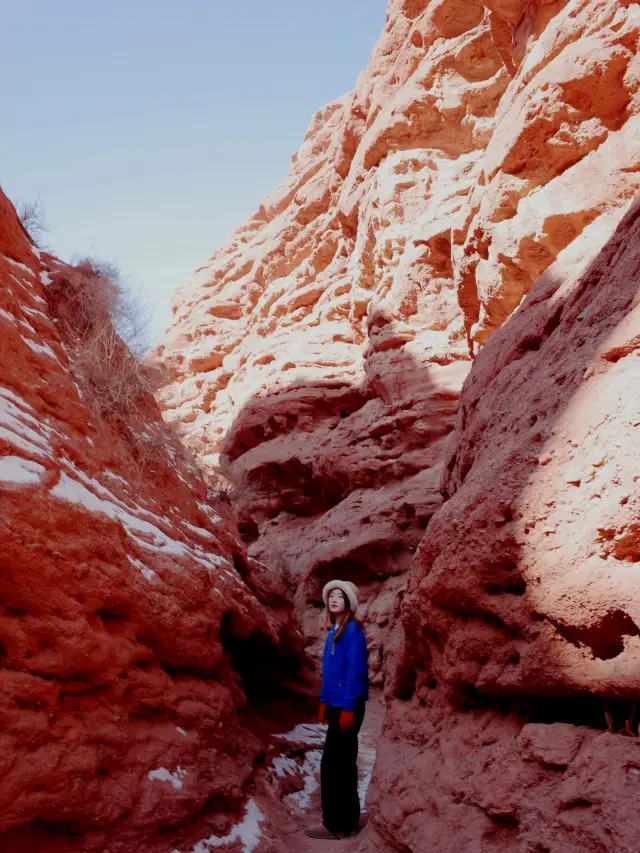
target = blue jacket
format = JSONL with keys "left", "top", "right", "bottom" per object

{"left": 320, "top": 620, "right": 369, "bottom": 711}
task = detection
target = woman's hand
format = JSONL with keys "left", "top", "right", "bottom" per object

{"left": 339, "top": 709, "right": 354, "bottom": 731}
{"left": 318, "top": 702, "right": 327, "bottom": 723}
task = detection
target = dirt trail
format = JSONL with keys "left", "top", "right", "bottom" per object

{"left": 278, "top": 693, "right": 385, "bottom": 853}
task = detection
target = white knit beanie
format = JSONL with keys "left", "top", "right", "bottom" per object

{"left": 322, "top": 579, "right": 359, "bottom": 613}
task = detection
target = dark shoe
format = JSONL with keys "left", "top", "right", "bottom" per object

{"left": 305, "top": 825, "right": 341, "bottom": 839}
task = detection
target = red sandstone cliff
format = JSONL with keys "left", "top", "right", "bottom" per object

{"left": 157, "top": 0, "right": 640, "bottom": 683}
{"left": 0, "top": 188, "right": 305, "bottom": 852}
{"left": 157, "top": 0, "right": 640, "bottom": 851}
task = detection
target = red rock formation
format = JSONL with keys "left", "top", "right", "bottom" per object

{"left": 157, "top": 0, "right": 640, "bottom": 688}
{"left": 157, "top": 0, "right": 640, "bottom": 850}
{"left": 0, "top": 188, "right": 304, "bottom": 852}
{"left": 366, "top": 190, "right": 640, "bottom": 853}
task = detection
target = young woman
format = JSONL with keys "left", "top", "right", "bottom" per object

{"left": 306, "top": 580, "right": 369, "bottom": 840}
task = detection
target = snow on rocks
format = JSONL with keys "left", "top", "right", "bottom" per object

{"left": 174, "top": 799, "right": 264, "bottom": 853}
{"left": 148, "top": 766, "right": 188, "bottom": 791}
{"left": 0, "top": 455, "right": 46, "bottom": 485}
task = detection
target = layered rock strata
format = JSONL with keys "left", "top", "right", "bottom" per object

{"left": 0, "top": 189, "right": 303, "bottom": 852}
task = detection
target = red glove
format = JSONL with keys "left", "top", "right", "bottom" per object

{"left": 318, "top": 702, "right": 327, "bottom": 723}
{"left": 339, "top": 709, "right": 354, "bottom": 731}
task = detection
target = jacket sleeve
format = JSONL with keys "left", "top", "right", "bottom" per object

{"left": 342, "top": 625, "right": 368, "bottom": 711}
{"left": 319, "top": 632, "right": 328, "bottom": 703}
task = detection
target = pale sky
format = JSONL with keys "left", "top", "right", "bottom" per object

{"left": 1, "top": 0, "right": 387, "bottom": 341}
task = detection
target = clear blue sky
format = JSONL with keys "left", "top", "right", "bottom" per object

{"left": 1, "top": 0, "right": 387, "bottom": 340}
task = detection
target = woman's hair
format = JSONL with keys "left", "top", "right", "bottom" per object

{"left": 324, "top": 589, "right": 362, "bottom": 646}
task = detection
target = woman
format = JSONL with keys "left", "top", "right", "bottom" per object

{"left": 306, "top": 580, "right": 369, "bottom": 840}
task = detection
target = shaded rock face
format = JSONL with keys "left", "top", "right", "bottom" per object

{"left": 0, "top": 189, "right": 304, "bottom": 852}
{"left": 365, "top": 197, "right": 640, "bottom": 853}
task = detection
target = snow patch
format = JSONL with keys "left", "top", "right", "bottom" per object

{"left": 176, "top": 727, "right": 187, "bottom": 737}
{"left": 128, "top": 555, "right": 158, "bottom": 583}
{"left": 148, "top": 766, "right": 187, "bottom": 790}
{"left": 286, "top": 750, "right": 322, "bottom": 810}
{"left": 276, "top": 722, "right": 327, "bottom": 746}
{"left": 0, "top": 395, "right": 51, "bottom": 457}
{"left": 0, "top": 456, "right": 45, "bottom": 485}
{"left": 273, "top": 755, "right": 299, "bottom": 777}
{"left": 0, "top": 308, "right": 15, "bottom": 324}
{"left": 197, "top": 502, "right": 222, "bottom": 524}
{"left": 2, "top": 256, "right": 35, "bottom": 277}
{"left": 51, "top": 473, "right": 231, "bottom": 573}
{"left": 358, "top": 739, "right": 377, "bottom": 802}
{"left": 40, "top": 271, "right": 53, "bottom": 286}
{"left": 0, "top": 387, "right": 34, "bottom": 410}
{"left": 22, "top": 305, "right": 47, "bottom": 321}
{"left": 183, "top": 520, "right": 216, "bottom": 540}
{"left": 23, "top": 336, "right": 61, "bottom": 363}
{"left": 174, "top": 798, "right": 264, "bottom": 853}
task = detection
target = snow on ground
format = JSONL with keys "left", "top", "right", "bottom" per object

{"left": 273, "top": 719, "right": 378, "bottom": 813}
{"left": 286, "top": 750, "right": 323, "bottom": 810}
{"left": 174, "top": 799, "right": 264, "bottom": 853}
{"left": 0, "top": 455, "right": 46, "bottom": 485}
{"left": 148, "top": 766, "right": 188, "bottom": 790}
{"left": 276, "top": 722, "right": 327, "bottom": 747}
{"left": 357, "top": 737, "right": 377, "bottom": 802}
{"left": 22, "top": 304, "right": 48, "bottom": 321}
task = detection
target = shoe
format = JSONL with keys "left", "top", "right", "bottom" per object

{"left": 305, "top": 825, "right": 341, "bottom": 839}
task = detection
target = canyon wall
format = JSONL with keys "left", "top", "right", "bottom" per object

{"left": 0, "top": 189, "right": 304, "bottom": 852}
{"left": 157, "top": 0, "right": 640, "bottom": 683}
{"left": 158, "top": 0, "right": 640, "bottom": 850}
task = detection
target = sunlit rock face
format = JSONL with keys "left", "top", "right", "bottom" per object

{"left": 0, "top": 188, "right": 304, "bottom": 852}
{"left": 157, "top": 0, "right": 639, "bottom": 692}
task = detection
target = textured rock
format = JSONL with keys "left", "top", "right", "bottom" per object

{"left": 365, "top": 196, "right": 640, "bottom": 853}
{"left": 0, "top": 188, "right": 303, "bottom": 852}
{"left": 157, "top": 0, "right": 640, "bottom": 684}
{"left": 157, "top": 0, "right": 640, "bottom": 850}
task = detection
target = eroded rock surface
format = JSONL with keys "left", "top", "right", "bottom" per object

{"left": 157, "top": 0, "right": 640, "bottom": 684}
{"left": 0, "top": 189, "right": 304, "bottom": 852}
{"left": 366, "top": 179, "right": 640, "bottom": 853}
{"left": 157, "top": 0, "right": 640, "bottom": 850}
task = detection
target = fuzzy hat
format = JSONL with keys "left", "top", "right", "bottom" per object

{"left": 322, "top": 579, "right": 359, "bottom": 613}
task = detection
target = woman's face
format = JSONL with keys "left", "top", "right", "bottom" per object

{"left": 328, "top": 588, "right": 347, "bottom": 616}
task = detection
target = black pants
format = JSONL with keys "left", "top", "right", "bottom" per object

{"left": 321, "top": 701, "right": 365, "bottom": 834}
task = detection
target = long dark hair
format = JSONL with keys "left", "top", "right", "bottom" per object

{"left": 324, "top": 590, "right": 363, "bottom": 647}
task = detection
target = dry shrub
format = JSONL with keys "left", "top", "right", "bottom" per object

{"left": 46, "top": 258, "right": 156, "bottom": 420}
{"left": 17, "top": 197, "right": 49, "bottom": 246}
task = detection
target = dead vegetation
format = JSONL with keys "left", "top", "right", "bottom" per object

{"left": 16, "top": 197, "right": 49, "bottom": 247}
{"left": 45, "top": 257, "right": 157, "bottom": 420}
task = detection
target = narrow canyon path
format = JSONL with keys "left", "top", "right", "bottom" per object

{"left": 273, "top": 693, "right": 385, "bottom": 853}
